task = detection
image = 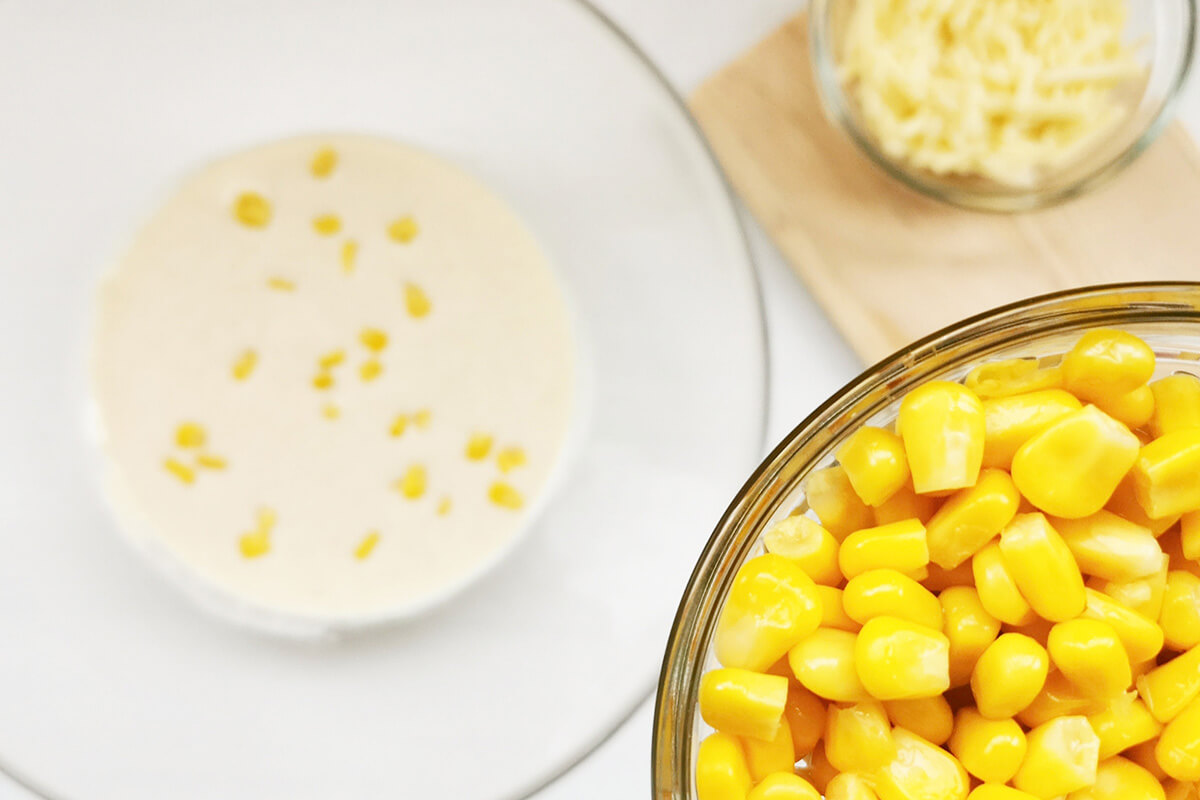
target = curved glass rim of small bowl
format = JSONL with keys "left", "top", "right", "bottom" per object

{"left": 807, "top": 0, "right": 1198, "bottom": 212}
{"left": 652, "top": 281, "right": 1200, "bottom": 799}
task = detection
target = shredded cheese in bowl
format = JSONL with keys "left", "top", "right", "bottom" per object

{"left": 838, "top": 0, "right": 1146, "bottom": 188}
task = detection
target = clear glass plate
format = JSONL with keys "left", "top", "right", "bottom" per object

{"left": 0, "top": 1, "right": 767, "bottom": 799}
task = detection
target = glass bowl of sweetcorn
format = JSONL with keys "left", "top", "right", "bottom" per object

{"left": 808, "top": 0, "right": 1196, "bottom": 211}
{"left": 654, "top": 283, "right": 1200, "bottom": 800}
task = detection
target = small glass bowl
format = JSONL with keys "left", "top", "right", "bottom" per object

{"left": 653, "top": 283, "right": 1200, "bottom": 798}
{"left": 808, "top": 0, "right": 1197, "bottom": 211}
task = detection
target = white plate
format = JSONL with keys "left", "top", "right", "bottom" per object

{"left": 0, "top": 1, "right": 767, "bottom": 798}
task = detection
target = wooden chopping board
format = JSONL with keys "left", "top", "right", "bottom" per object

{"left": 690, "top": 13, "right": 1200, "bottom": 364}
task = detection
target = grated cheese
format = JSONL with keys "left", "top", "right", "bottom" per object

{"left": 839, "top": 0, "right": 1145, "bottom": 187}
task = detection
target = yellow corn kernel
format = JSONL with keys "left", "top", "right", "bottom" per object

{"left": 873, "top": 483, "right": 940, "bottom": 526}
{"left": 340, "top": 239, "right": 358, "bottom": 273}
{"left": 784, "top": 684, "right": 827, "bottom": 757}
{"left": 756, "top": 517, "right": 836, "bottom": 587}
{"left": 321, "top": 404, "right": 340, "bottom": 420}
{"left": 1152, "top": 374, "right": 1200, "bottom": 438}
{"left": 359, "top": 327, "right": 388, "bottom": 352}
{"left": 1081, "top": 588, "right": 1165, "bottom": 664}
{"left": 940, "top": 586, "right": 1002, "bottom": 687}
{"left": 811, "top": 585, "right": 857, "bottom": 632}
{"left": 1088, "top": 693, "right": 1163, "bottom": 760}
{"left": 1017, "top": 670, "right": 1095, "bottom": 728}
{"left": 163, "top": 457, "right": 195, "bottom": 485}
{"left": 404, "top": 282, "right": 432, "bottom": 318}
{"left": 437, "top": 497, "right": 452, "bottom": 516}
{"left": 696, "top": 732, "right": 752, "bottom": 800}
{"left": 231, "top": 348, "right": 257, "bottom": 381}
{"left": 926, "top": 468, "right": 1019, "bottom": 569}
{"left": 1047, "top": 619, "right": 1132, "bottom": 699}
{"left": 497, "top": 447, "right": 526, "bottom": 473}
{"left": 1052, "top": 510, "right": 1166, "bottom": 583}
{"left": 1062, "top": 329, "right": 1156, "bottom": 403}
{"left": 998, "top": 513, "right": 1086, "bottom": 622}
{"left": 1092, "top": 559, "right": 1170, "bottom": 621}
{"left": 389, "top": 414, "right": 408, "bottom": 438}
{"left": 949, "top": 707, "right": 1027, "bottom": 783}
{"left": 923, "top": 560, "right": 976, "bottom": 592}
{"left": 414, "top": 408, "right": 432, "bottom": 428}
{"left": 354, "top": 531, "right": 380, "bottom": 560}
{"left": 747, "top": 773, "right": 821, "bottom": 800}
{"left": 1161, "top": 570, "right": 1200, "bottom": 650}
{"left": 884, "top": 695, "right": 953, "bottom": 746}
{"left": 1139, "top": 643, "right": 1200, "bottom": 723}
{"left": 717, "top": 554, "right": 823, "bottom": 672}
{"left": 837, "top": 426, "right": 910, "bottom": 507}
{"left": 310, "top": 146, "right": 337, "bottom": 178}
{"left": 982, "top": 389, "right": 1083, "bottom": 470}
{"left": 898, "top": 381, "right": 985, "bottom": 494}
{"left": 789, "top": 628, "right": 869, "bottom": 702}
{"left": 318, "top": 349, "right": 345, "bottom": 370}
{"left": 742, "top": 721, "right": 794, "bottom": 782}
{"left": 266, "top": 276, "right": 296, "bottom": 292}
{"left": 238, "top": 529, "right": 270, "bottom": 558}
{"left": 699, "top": 668, "right": 788, "bottom": 741}
{"left": 173, "top": 422, "right": 206, "bottom": 449}
{"left": 1157, "top": 696, "right": 1200, "bottom": 781}
{"left": 396, "top": 465, "right": 426, "bottom": 500}
{"left": 232, "top": 191, "right": 271, "bottom": 228}
{"left": 312, "top": 372, "right": 333, "bottom": 390}
{"left": 1182, "top": 510, "right": 1200, "bottom": 560}
{"left": 1107, "top": 473, "right": 1180, "bottom": 535}
{"left": 312, "top": 214, "right": 341, "bottom": 236}
{"left": 465, "top": 433, "right": 493, "bottom": 461}
{"left": 1012, "top": 406, "right": 1140, "bottom": 519}
{"left": 872, "top": 727, "right": 969, "bottom": 800}
{"left": 1163, "top": 529, "right": 1200, "bottom": 579}
{"left": 826, "top": 773, "right": 879, "bottom": 800}
{"left": 1067, "top": 755, "right": 1166, "bottom": 800}
{"left": 826, "top": 700, "right": 896, "bottom": 772}
{"left": 971, "top": 633, "right": 1049, "bottom": 719}
{"left": 1013, "top": 715, "right": 1101, "bottom": 799}
{"left": 1092, "top": 385, "right": 1155, "bottom": 430}
{"left": 360, "top": 359, "right": 383, "bottom": 382}
{"left": 804, "top": 465, "right": 874, "bottom": 539}
{"left": 968, "top": 787, "right": 1041, "bottom": 800}
{"left": 488, "top": 482, "right": 523, "bottom": 510}
{"left": 843, "top": 569, "right": 941, "bottom": 630}
{"left": 1134, "top": 428, "right": 1200, "bottom": 519}
{"left": 839, "top": 518, "right": 930, "bottom": 580}
{"left": 855, "top": 616, "right": 950, "bottom": 700}
{"left": 972, "top": 542, "right": 1036, "bottom": 626}
{"left": 967, "top": 359, "right": 1063, "bottom": 399}
{"left": 387, "top": 215, "right": 419, "bottom": 243}
{"left": 195, "top": 453, "right": 226, "bottom": 470}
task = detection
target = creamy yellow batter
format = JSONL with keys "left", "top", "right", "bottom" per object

{"left": 91, "top": 134, "right": 576, "bottom": 630}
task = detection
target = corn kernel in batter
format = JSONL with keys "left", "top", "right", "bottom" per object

{"left": 354, "top": 531, "right": 380, "bottom": 560}
{"left": 359, "top": 359, "right": 382, "bottom": 382}
{"left": 340, "top": 240, "right": 357, "bottom": 273}
{"left": 359, "top": 328, "right": 388, "bottom": 352}
{"left": 232, "top": 192, "right": 271, "bottom": 228}
{"left": 404, "top": 283, "right": 432, "bottom": 318}
{"left": 231, "top": 349, "right": 258, "bottom": 381}
{"left": 388, "top": 215, "right": 419, "bottom": 243}
{"left": 309, "top": 147, "right": 337, "bottom": 178}
{"left": 195, "top": 453, "right": 227, "bottom": 470}
{"left": 164, "top": 458, "right": 195, "bottom": 485}
{"left": 489, "top": 482, "right": 524, "bottom": 510}
{"left": 466, "top": 433, "right": 494, "bottom": 461}
{"left": 396, "top": 465, "right": 427, "bottom": 500}
{"left": 175, "top": 422, "right": 206, "bottom": 449}
{"left": 497, "top": 447, "right": 526, "bottom": 473}
{"left": 312, "top": 214, "right": 341, "bottom": 236}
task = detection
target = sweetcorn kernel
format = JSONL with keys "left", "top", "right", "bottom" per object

{"left": 718, "top": 554, "right": 823, "bottom": 672}
{"left": 1047, "top": 618, "right": 1131, "bottom": 699}
{"left": 1160, "top": 570, "right": 1200, "bottom": 650}
{"left": 747, "top": 773, "right": 821, "bottom": 800}
{"left": 925, "top": 468, "right": 1019, "bottom": 569}
{"left": 1133, "top": 428, "right": 1200, "bottom": 519}
{"left": 175, "top": 422, "right": 206, "bottom": 449}
{"left": 826, "top": 700, "right": 896, "bottom": 772}
{"left": 1052, "top": 510, "right": 1166, "bottom": 583}
{"left": 982, "top": 389, "right": 1082, "bottom": 470}
{"left": 1067, "top": 756, "right": 1166, "bottom": 800}
{"left": 805, "top": 465, "right": 875, "bottom": 538}
{"left": 855, "top": 616, "right": 950, "bottom": 700}
{"left": 340, "top": 240, "right": 358, "bottom": 273}
{"left": 872, "top": 483, "right": 939, "bottom": 526}
{"left": 497, "top": 447, "right": 527, "bottom": 474}
{"left": 763, "top": 516, "right": 841, "bottom": 586}
{"left": 312, "top": 214, "right": 342, "bottom": 236}
{"left": 1062, "top": 329, "right": 1156, "bottom": 403}
{"left": 940, "top": 586, "right": 1002, "bottom": 687}
{"left": 267, "top": 276, "right": 296, "bottom": 291}
{"left": 699, "top": 667, "right": 789, "bottom": 741}
{"left": 388, "top": 215, "right": 419, "bottom": 243}
{"left": 310, "top": 147, "right": 338, "bottom": 178}
{"left": 839, "top": 518, "right": 930, "bottom": 580}
{"left": 465, "top": 433, "right": 494, "bottom": 461}
{"left": 1151, "top": 373, "right": 1200, "bottom": 438}
{"left": 232, "top": 349, "right": 258, "bottom": 381}
{"left": 836, "top": 426, "right": 910, "bottom": 507}
{"left": 321, "top": 404, "right": 340, "bottom": 420}
{"left": 389, "top": 415, "right": 409, "bottom": 438}
{"left": 1156, "top": 696, "right": 1200, "bottom": 781}
{"left": 238, "top": 529, "right": 270, "bottom": 558}
{"left": 1138, "top": 644, "right": 1200, "bottom": 723}
{"left": 971, "top": 633, "right": 1048, "bottom": 720}
{"left": 404, "top": 283, "right": 432, "bottom": 318}
{"left": 437, "top": 497, "right": 452, "bottom": 516}
{"left": 696, "top": 732, "right": 752, "bottom": 800}
{"left": 898, "top": 381, "right": 985, "bottom": 494}
{"left": 312, "top": 372, "right": 334, "bottom": 390}
{"left": 232, "top": 192, "right": 271, "bottom": 227}
{"left": 360, "top": 359, "right": 383, "bottom": 382}
{"left": 966, "top": 358, "right": 1062, "bottom": 399}
{"left": 843, "top": 568, "right": 942, "bottom": 629}
{"left": 396, "top": 465, "right": 427, "bottom": 500}
{"left": 883, "top": 695, "right": 953, "bottom": 746}
{"left": 414, "top": 409, "right": 432, "bottom": 428}
{"left": 998, "top": 513, "right": 1086, "bottom": 622}
{"left": 1013, "top": 716, "right": 1101, "bottom": 799}
{"left": 1017, "top": 670, "right": 1096, "bottom": 729}
{"left": 359, "top": 327, "right": 388, "bottom": 352}
{"left": 789, "top": 628, "right": 869, "bottom": 702}
{"left": 1087, "top": 693, "right": 1162, "bottom": 760}
{"left": 1092, "top": 385, "right": 1155, "bottom": 430}
{"left": 488, "top": 482, "right": 524, "bottom": 510}
{"left": 195, "top": 453, "right": 227, "bottom": 470}
{"left": 783, "top": 684, "right": 827, "bottom": 757}
{"left": 949, "top": 708, "right": 1027, "bottom": 784}
{"left": 1081, "top": 588, "right": 1164, "bottom": 664}
{"left": 972, "top": 542, "right": 1036, "bottom": 626}
{"left": 354, "top": 531, "right": 380, "bottom": 560}
{"left": 872, "top": 728, "right": 969, "bottom": 800}
{"left": 816, "top": 585, "right": 861, "bottom": 632}
{"left": 319, "top": 349, "right": 346, "bottom": 369}
{"left": 164, "top": 458, "right": 195, "bottom": 484}
{"left": 825, "top": 773, "right": 879, "bottom": 800}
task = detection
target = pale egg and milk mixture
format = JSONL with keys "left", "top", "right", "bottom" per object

{"left": 91, "top": 135, "right": 575, "bottom": 626}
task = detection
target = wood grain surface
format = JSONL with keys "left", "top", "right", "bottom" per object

{"left": 690, "top": 14, "right": 1200, "bottom": 363}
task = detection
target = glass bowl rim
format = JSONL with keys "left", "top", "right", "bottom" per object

{"left": 653, "top": 281, "right": 1200, "bottom": 797}
{"left": 806, "top": 0, "right": 1199, "bottom": 212}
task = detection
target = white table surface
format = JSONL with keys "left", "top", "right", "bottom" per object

{"left": 4, "top": 2, "right": 1195, "bottom": 798}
